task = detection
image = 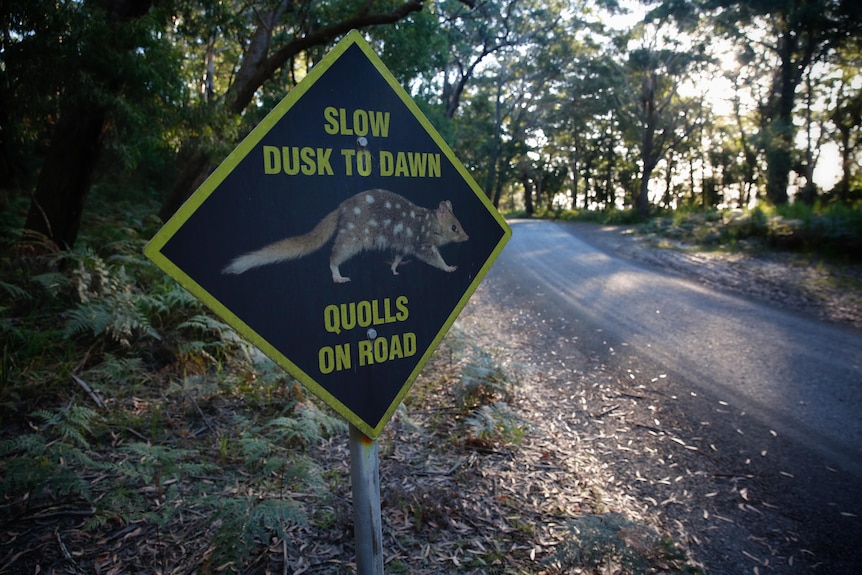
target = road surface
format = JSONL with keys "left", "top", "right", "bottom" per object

{"left": 478, "top": 219, "right": 862, "bottom": 573}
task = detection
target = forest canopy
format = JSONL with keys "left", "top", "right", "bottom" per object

{"left": 2, "top": 0, "right": 861, "bottom": 249}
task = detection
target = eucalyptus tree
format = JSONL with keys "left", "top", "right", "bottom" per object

{"left": 4, "top": 0, "right": 437, "bottom": 249}
{"left": 159, "top": 0, "right": 434, "bottom": 221}
{"left": 428, "top": 0, "right": 571, "bottom": 211}
{"left": 611, "top": 24, "right": 707, "bottom": 216}
{"left": 3, "top": 0, "right": 180, "bottom": 249}
{"left": 454, "top": 62, "right": 526, "bottom": 208}
{"left": 543, "top": 36, "right": 619, "bottom": 210}
{"left": 826, "top": 46, "right": 862, "bottom": 203}
{"left": 656, "top": 0, "right": 862, "bottom": 205}
{"left": 433, "top": 0, "right": 564, "bottom": 120}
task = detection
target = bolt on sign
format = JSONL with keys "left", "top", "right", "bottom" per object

{"left": 145, "top": 30, "right": 511, "bottom": 439}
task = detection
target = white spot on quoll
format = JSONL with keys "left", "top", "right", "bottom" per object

{"left": 365, "top": 194, "right": 375, "bottom": 204}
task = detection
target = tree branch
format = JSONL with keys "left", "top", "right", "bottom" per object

{"left": 228, "top": 0, "right": 425, "bottom": 114}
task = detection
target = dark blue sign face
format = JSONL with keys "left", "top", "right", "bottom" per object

{"left": 146, "top": 32, "right": 510, "bottom": 438}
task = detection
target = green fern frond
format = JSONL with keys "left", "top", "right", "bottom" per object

{"left": 267, "top": 403, "right": 346, "bottom": 448}
{"left": 82, "top": 354, "right": 148, "bottom": 386}
{"left": 0, "top": 432, "right": 46, "bottom": 458}
{"left": 0, "top": 405, "right": 99, "bottom": 502}
{"left": 0, "top": 280, "right": 32, "bottom": 301}
{"left": 31, "top": 404, "right": 100, "bottom": 449}
{"left": 238, "top": 433, "right": 279, "bottom": 466}
{"left": 31, "top": 271, "right": 71, "bottom": 298}
{"left": 209, "top": 495, "right": 307, "bottom": 567}
{"left": 465, "top": 402, "right": 527, "bottom": 448}
{"left": 178, "top": 314, "right": 232, "bottom": 334}
{"left": 118, "top": 442, "right": 216, "bottom": 484}
{"left": 63, "top": 291, "right": 161, "bottom": 344}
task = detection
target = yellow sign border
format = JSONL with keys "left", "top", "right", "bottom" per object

{"left": 145, "top": 30, "right": 511, "bottom": 438}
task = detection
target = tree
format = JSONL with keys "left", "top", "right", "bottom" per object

{"left": 5, "top": 0, "right": 432, "bottom": 249}
{"left": 435, "top": 0, "right": 561, "bottom": 119}
{"left": 827, "top": 47, "right": 862, "bottom": 203}
{"left": 158, "top": 0, "right": 429, "bottom": 221}
{"left": 4, "top": 0, "right": 166, "bottom": 249}
{"left": 613, "top": 33, "right": 705, "bottom": 216}
{"left": 668, "top": 0, "right": 862, "bottom": 205}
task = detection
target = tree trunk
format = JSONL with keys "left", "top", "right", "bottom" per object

{"left": 518, "top": 161, "right": 534, "bottom": 216}
{"left": 636, "top": 72, "right": 658, "bottom": 218}
{"left": 23, "top": 0, "right": 153, "bottom": 249}
{"left": 764, "top": 29, "right": 806, "bottom": 206}
{"left": 158, "top": 149, "right": 214, "bottom": 222}
{"left": 838, "top": 126, "right": 852, "bottom": 203}
{"left": 24, "top": 103, "right": 108, "bottom": 248}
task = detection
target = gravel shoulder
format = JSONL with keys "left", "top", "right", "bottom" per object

{"left": 466, "top": 221, "right": 862, "bottom": 575}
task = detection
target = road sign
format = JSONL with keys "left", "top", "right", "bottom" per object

{"left": 145, "top": 30, "right": 510, "bottom": 439}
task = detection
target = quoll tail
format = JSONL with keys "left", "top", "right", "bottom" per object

{"left": 222, "top": 210, "right": 339, "bottom": 274}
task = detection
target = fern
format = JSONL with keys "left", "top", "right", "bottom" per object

{"left": 82, "top": 354, "right": 148, "bottom": 387}
{"left": 64, "top": 291, "right": 161, "bottom": 345}
{"left": 177, "top": 313, "right": 252, "bottom": 360}
{"left": 118, "top": 442, "right": 217, "bottom": 485}
{"left": 32, "top": 404, "right": 100, "bottom": 449}
{"left": 209, "top": 495, "right": 307, "bottom": 568}
{"left": 267, "top": 403, "right": 347, "bottom": 448}
{"left": 0, "top": 405, "right": 100, "bottom": 503}
{"left": 464, "top": 402, "right": 527, "bottom": 448}
{"left": 30, "top": 271, "right": 71, "bottom": 298}
{"left": 0, "top": 279, "right": 32, "bottom": 301}
{"left": 456, "top": 349, "right": 516, "bottom": 410}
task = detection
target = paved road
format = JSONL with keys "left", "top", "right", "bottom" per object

{"left": 481, "top": 219, "right": 862, "bottom": 573}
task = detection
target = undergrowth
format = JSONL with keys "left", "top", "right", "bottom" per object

{"left": 515, "top": 202, "right": 862, "bottom": 261}
{"left": 0, "top": 194, "right": 350, "bottom": 572}
{"left": 1, "top": 191, "right": 699, "bottom": 573}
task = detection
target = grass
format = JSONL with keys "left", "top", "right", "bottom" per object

{"left": 513, "top": 201, "right": 862, "bottom": 262}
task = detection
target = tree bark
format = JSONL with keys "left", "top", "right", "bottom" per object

{"left": 24, "top": 103, "right": 109, "bottom": 248}
{"left": 764, "top": 27, "right": 811, "bottom": 205}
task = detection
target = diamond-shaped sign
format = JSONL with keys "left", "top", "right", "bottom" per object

{"left": 145, "top": 30, "right": 510, "bottom": 438}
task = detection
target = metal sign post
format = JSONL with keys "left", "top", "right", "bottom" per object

{"left": 349, "top": 424, "right": 384, "bottom": 574}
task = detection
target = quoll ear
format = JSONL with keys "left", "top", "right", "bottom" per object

{"left": 438, "top": 200, "right": 453, "bottom": 213}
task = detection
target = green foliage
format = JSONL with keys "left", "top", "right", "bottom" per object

{"left": 638, "top": 202, "right": 862, "bottom": 260}
{"left": 0, "top": 404, "right": 100, "bottom": 504}
{"left": 0, "top": 190, "right": 350, "bottom": 571}
{"left": 453, "top": 345, "right": 517, "bottom": 411}
{"left": 551, "top": 513, "right": 701, "bottom": 574}
{"left": 208, "top": 496, "right": 306, "bottom": 568}
{"left": 509, "top": 207, "right": 648, "bottom": 225}
{"left": 464, "top": 401, "right": 527, "bottom": 448}
{"left": 444, "top": 327, "right": 528, "bottom": 450}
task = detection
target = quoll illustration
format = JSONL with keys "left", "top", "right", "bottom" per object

{"left": 223, "top": 189, "right": 469, "bottom": 283}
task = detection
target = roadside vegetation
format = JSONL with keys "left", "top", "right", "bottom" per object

{"left": 516, "top": 202, "right": 862, "bottom": 263}
{"left": 0, "top": 190, "right": 709, "bottom": 574}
